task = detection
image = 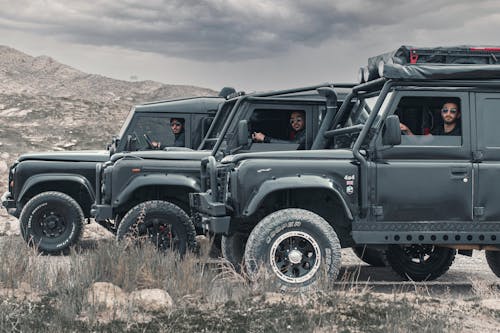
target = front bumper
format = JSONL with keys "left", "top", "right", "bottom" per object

{"left": 189, "top": 192, "right": 230, "bottom": 234}
{"left": 1, "top": 191, "right": 19, "bottom": 217}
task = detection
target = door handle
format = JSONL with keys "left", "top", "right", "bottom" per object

{"left": 450, "top": 167, "right": 469, "bottom": 181}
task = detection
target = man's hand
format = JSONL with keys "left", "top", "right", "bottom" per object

{"left": 399, "top": 123, "right": 413, "bottom": 135}
{"left": 252, "top": 132, "right": 266, "bottom": 142}
{"left": 151, "top": 141, "right": 161, "bottom": 149}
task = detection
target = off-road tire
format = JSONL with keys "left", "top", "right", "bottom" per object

{"left": 352, "top": 245, "right": 387, "bottom": 267}
{"left": 244, "top": 208, "right": 341, "bottom": 289}
{"left": 20, "top": 191, "right": 84, "bottom": 254}
{"left": 221, "top": 232, "right": 248, "bottom": 272}
{"left": 485, "top": 250, "right": 500, "bottom": 278}
{"left": 116, "top": 200, "right": 197, "bottom": 256}
{"left": 386, "top": 245, "right": 456, "bottom": 281}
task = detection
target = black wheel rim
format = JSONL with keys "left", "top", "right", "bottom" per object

{"left": 30, "top": 204, "right": 70, "bottom": 241}
{"left": 127, "top": 213, "right": 184, "bottom": 252}
{"left": 401, "top": 244, "right": 435, "bottom": 264}
{"left": 269, "top": 231, "right": 321, "bottom": 284}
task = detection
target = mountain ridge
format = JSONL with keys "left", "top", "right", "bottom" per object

{"left": 0, "top": 45, "right": 218, "bottom": 170}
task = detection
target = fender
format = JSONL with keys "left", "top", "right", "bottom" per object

{"left": 243, "top": 175, "right": 353, "bottom": 220}
{"left": 18, "top": 173, "right": 95, "bottom": 203}
{"left": 114, "top": 173, "right": 200, "bottom": 206}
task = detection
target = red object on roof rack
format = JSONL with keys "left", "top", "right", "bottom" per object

{"left": 470, "top": 47, "right": 500, "bottom": 52}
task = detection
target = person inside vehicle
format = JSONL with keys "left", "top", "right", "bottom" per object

{"left": 152, "top": 118, "right": 185, "bottom": 148}
{"left": 399, "top": 101, "right": 461, "bottom": 136}
{"left": 252, "top": 111, "right": 306, "bottom": 148}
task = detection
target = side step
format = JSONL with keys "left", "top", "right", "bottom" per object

{"left": 353, "top": 221, "right": 500, "bottom": 245}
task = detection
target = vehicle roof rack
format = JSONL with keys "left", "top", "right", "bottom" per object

{"left": 359, "top": 45, "right": 500, "bottom": 83}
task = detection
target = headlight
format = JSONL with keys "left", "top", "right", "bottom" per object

{"left": 224, "top": 171, "right": 231, "bottom": 202}
{"left": 364, "top": 66, "right": 371, "bottom": 83}
{"left": 378, "top": 60, "right": 385, "bottom": 78}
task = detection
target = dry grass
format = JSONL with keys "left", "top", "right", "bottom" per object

{"left": 0, "top": 236, "right": 496, "bottom": 332}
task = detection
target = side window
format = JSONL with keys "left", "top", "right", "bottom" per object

{"left": 396, "top": 96, "right": 462, "bottom": 146}
{"left": 249, "top": 108, "right": 308, "bottom": 150}
{"left": 478, "top": 95, "right": 500, "bottom": 148}
{"left": 129, "top": 116, "right": 186, "bottom": 150}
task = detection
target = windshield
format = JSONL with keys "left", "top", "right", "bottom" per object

{"left": 329, "top": 91, "right": 393, "bottom": 149}
{"left": 199, "top": 100, "right": 235, "bottom": 149}
{"left": 117, "top": 106, "right": 135, "bottom": 139}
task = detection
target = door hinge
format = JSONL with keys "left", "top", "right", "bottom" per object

{"left": 372, "top": 206, "right": 383, "bottom": 216}
{"left": 474, "top": 206, "right": 485, "bottom": 217}
{"left": 472, "top": 151, "right": 484, "bottom": 162}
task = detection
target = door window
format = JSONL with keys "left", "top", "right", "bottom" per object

{"left": 396, "top": 96, "right": 463, "bottom": 146}
{"left": 127, "top": 116, "right": 188, "bottom": 150}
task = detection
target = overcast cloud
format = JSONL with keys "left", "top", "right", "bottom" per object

{"left": 1, "top": 0, "right": 500, "bottom": 90}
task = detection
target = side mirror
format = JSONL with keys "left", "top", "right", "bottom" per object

{"left": 382, "top": 115, "right": 401, "bottom": 146}
{"left": 125, "top": 135, "right": 133, "bottom": 151}
{"left": 237, "top": 120, "right": 249, "bottom": 146}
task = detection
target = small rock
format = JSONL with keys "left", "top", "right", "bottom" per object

{"left": 87, "top": 282, "right": 127, "bottom": 309}
{"left": 18, "top": 282, "right": 32, "bottom": 293}
{"left": 0, "top": 160, "right": 7, "bottom": 174}
{"left": 264, "top": 292, "right": 285, "bottom": 305}
{"left": 482, "top": 299, "right": 500, "bottom": 311}
{"left": 130, "top": 289, "right": 174, "bottom": 312}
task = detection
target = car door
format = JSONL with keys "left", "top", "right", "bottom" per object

{"left": 474, "top": 92, "right": 500, "bottom": 222}
{"left": 373, "top": 90, "right": 473, "bottom": 222}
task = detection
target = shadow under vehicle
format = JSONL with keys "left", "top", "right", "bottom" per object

{"left": 92, "top": 84, "right": 353, "bottom": 255}
{"left": 1, "top": 91, "right": 228, "bottom": 253}
{"left": 191, "top": 46, "right": 500, "bottom": 288}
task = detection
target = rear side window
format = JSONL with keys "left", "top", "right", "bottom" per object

{"left": 478, "top": 96, "right": 500, "bottom": 148}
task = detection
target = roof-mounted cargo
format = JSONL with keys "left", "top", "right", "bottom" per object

{"left": 380, "top": 63, "right": 500, "bottom": 81}
{"left": 359, "top": 45, "right": 500, "bottom": 83}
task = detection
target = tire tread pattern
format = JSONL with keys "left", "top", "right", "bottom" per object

{"left": 116, "top": 200, "right": 197, "bottom": 254}
{"left": 20, "top": 191, "right": 84, "bottom": 254}
{"left": 244, "top": 208, "right": 341, "bottom": 288}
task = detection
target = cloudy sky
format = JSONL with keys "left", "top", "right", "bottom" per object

{"left": 1, "top": 0, "right": 500, "bottom": 91}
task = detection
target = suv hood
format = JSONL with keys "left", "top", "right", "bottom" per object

{"left": 18, "top": 150, "right": 109, "bottom": 162}
{"left": 228, "top": 149, "right": 355, "bottom": 164}
{"left": 110, "top": 150, "right": 212, "bottom": 162}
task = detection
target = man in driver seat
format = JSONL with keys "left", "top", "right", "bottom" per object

{"left": 252, "top": 111, "right": 306, "bottom": 149}
{"left": 400, "top": 101, "right": 461, "bottom": 136}
{"left": 152, "top": 118, "right": 185, "bottom": 148}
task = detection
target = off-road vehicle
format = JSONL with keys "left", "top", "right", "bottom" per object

{"left": 1, "top": 92, "right": 228, "bottom": 253}
{"left": 92, "top": 84, "right": 352, "bottom": 254}
{"left": 191, "top": 46, "right": 500, "bottom": 287}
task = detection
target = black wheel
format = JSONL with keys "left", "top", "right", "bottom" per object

{"left": 116, "top": 200, "right": 197, "bottom": 256}
{"left": 244, "top": 208, "right": 341, "bottom": 289}
{"left": 386, "top": 244, "right": 456, "bottom": 281}
{"left": 485, "top": 250, "right": 500, "bottom": 278}
{"left": 221, "top": 232, "right": 248, "bottom": 272}
{"left": 352, "top": 245, "right": 387, "bottom": 267}
{"left": 20, "top": 191, "right": 84, "bottom": 254}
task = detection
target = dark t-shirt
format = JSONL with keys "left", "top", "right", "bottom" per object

{"left": 431, "top": 124, "right": 461, "bottom": 136}
{"left": 173, "top": 131, "right": 185, "bottom": 147}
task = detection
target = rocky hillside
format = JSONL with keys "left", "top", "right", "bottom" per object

{"left": 0, "top": 45, "right": 217, "bottom": 172}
